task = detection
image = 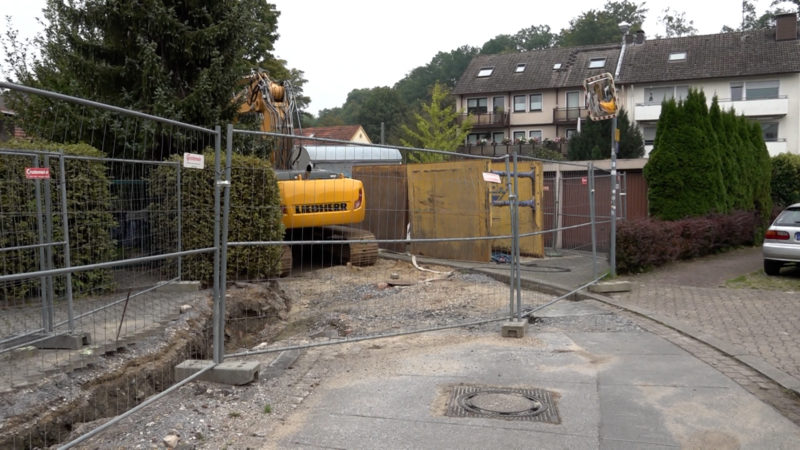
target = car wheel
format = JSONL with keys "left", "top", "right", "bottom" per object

{"left": 764, "top": 259, "right": 782, "bottom": 276}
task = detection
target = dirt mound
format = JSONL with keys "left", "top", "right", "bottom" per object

{"left": 224, "top": 281, "right": 292, "bottom": 349}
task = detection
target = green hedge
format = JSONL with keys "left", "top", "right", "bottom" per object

{"left": 148, "top": 151, "right": 284, "bottom": 284}
{"left": 771, "top": 153, "right": 800, "bottom": 208}
{"left": 0, "top": 139, "right": 116, "bottom": 302}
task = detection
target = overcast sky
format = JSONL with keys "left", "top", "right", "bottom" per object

{"left": 2, "top": 0, "right": 786, "bottom": 115}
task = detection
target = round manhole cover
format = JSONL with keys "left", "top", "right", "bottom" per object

{"left": 459, "top": 389, "right": 546, "bottom": 417}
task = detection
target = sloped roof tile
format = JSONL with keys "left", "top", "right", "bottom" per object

{"left": 618, "top": 28, "right": 800, "bottom": 84}
{"left": 453, "top": 45, "right": 621, "bottom": 95}
{"left": 454, "top": 24, "right": 800, "bottom": 95}
{"left": 298, "top": 125, "right": 365, "bottom": 141}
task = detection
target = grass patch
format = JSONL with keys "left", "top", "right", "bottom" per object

{"left": 263, "top": 403, "right": 272, "bottom": 414}
{"left": 725, "top": 267, "right": 800, "bottom": 291}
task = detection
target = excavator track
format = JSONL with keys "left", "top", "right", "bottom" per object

{"left": 312, "top": 225, "right": 379, "bottom": 266}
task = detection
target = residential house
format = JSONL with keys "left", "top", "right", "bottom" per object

{"left": 0, "top": 96, "right": 26, "bottom": 141}
{"left": 296, "top": 125, "right": 372, "bottom": 144}
{"left": 453, "top": 13, "right": 800, "bottom": 157}
{"left": 619, "top": 13, "right": 800, "bottom": 156}
{"left": 453, "top": 45, "right": 620, "bottom": 148}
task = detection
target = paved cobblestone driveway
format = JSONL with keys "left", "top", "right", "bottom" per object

{"left": 607, "top": 246, "right": 800, "bottom": 392}
{"left": 612, "top": 283, "right": 800, "bottom": 380}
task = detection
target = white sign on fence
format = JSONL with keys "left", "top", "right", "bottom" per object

{"left": 183, "top": 152, "right": 204, "bottom": 169}
{"left": 482, "top": 172, "right": 501, "bottom": 184}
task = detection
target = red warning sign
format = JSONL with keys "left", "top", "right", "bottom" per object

{"left": 25, "top": 168, "right": 51, "bottom": 179}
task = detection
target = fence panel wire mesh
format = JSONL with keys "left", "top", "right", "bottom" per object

{"left": 0, "top": 82, "right": 606, "bottom": 449}
{"left": 541, "top": 162, "right": 624, "bottom": 254}
{"left": 0, "top": 83, "right": 219, "bottom": 448}
{"left": 220, "top": 130, "right": 557, "bottom": 360}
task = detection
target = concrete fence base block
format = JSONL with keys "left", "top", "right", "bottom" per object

{"left": 33, "top": 332, "right": 92, "bottom": 350}
{"left": 157, "top": 281, "right": 201, "bottom": 293}
{"left": 501, "top": 321, "right": 527, "bottom": 338}
{"left": 589, "top": 281, "right": 632, "bottom": 293}
{"left": 175, "top": 359, "right": 260, "bottom": 385}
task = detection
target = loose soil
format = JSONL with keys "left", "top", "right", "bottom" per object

{"left": 1, "top": 257, "right": 538, "bottom": 449}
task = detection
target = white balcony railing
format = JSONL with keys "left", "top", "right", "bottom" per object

{"left": 644, "top": 141, "right": 785, "bottom": 157}
{"left": 766, "top": 140, "right": 788, "bottom": 156}
{"left": 634, "top": 103, "right": 662, "bottom": 121}
{"left": 718, "top": 96, "right": 789, "bottom": 117}
{"left": 635, "top": 96, "right": 789, "bottom": 121}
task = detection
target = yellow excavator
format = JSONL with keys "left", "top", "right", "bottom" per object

{"left": 235, "top": 72, "right": 378, "bottom": 271}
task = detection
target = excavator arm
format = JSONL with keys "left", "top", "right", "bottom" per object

{"left": 235, "top": 72, "right": 297, "bottom": 169}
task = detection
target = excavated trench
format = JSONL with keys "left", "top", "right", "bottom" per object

{"left": 0, "top": 282, "right": 291, "bottom": 449}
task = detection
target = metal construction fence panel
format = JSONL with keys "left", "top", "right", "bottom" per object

{"left": 541, "top": 163, "right": 625, "bottom": 253}
{"left": 0, "top": 82, "right": 607, "bottom": 449}
{"left": 0, "top": 82, "right": 221, "bottom": 448}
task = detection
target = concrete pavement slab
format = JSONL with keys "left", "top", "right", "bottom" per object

{"left": 266, "top": 317, "right": 800, "bottom": 449}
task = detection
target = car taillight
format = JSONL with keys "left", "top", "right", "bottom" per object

{"left": 354, "top": 189, "right": 363, "bottom": 210}
{"left": 765, "top": 229, "right": 790, "bottom": 240}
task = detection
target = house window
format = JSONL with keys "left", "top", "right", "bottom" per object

{"left": 553, "top": 63, "right": 562, "bottom": 70}
{"left": 513, "top": 131, "right": 526, "bottom": 142}
{"left": 731, "top": 80, "right": 779, "bottom": 101}
{"left": 529, "top": 94, "right": 542, "bottom": 112}
{"left": 731, "top": 82, "right": 744, "bottom": 101}
{"left": 669, "top": 52, "right": 687, "bottom": 61}
{"left": 761, "top": 122, "right": 779, "bottom": 142}
{"left": 643, "top": 126, "right": 657, "bottom": 145}
{"left": 477, "top": 67, "right": 494, "bottom": 77}
{"left": 645, "top": 86, "right": 689, "bottom": 104}
{"left": 529, "top": 130, "right": 542, "bottom": 142}
{"left": 492, "top": 132, "right": 505, "bottom": 143}
{"left": 588, "top": 57, "right": 606, "bottom": 68}
{"left": 566, "top": 91, "right": 580, "bottom": 119}
{"left": 513, "top": 95, "right": 526, "bottom": 112}
{"left": 566, "top": 129, "right": 578, "bottom": 139}
{"left": 493, "top": 96, "right": 505, "bottom": 113}
{"left": 746, "top": 80, "right": 779, "bottom": 100}
{"left": 515, "top": 63, "right": 526, "bottom": 73}
{"left": 467, "top": 97, "right": 488, "bottom": 114}
{"left": 467, "top": 133, "right": 491, "bottom": 144}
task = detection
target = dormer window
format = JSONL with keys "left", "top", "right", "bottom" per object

{"left": 515, "top": 63, "right": 526, "bottom": 73}
{"left": 588, "top": 58, "right": 606, "bottom": 69}
{"left": 477, "top": 67, "right": 494, "bottom": 77}
{"left": 669, "top": 52, "right": 687, "bottom": 61}
{"left": 553, "top": 63, "right": 562, "bottom": 70}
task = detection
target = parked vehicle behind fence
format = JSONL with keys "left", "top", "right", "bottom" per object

{"left": 763, "top": 203, "right": 800, "bottom": 275}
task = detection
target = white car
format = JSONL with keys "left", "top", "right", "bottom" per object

{"left": 763, "top": 203, "right": 800, "bottom": 276}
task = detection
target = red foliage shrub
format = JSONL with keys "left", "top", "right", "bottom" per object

{"left": 616, "top": 211, "right": 757, "bottom": 274}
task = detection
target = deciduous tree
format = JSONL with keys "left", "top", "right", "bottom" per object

{"left": 514, "top": 25, "right": 558, "bottom": 51}
{"left": 480, "top": 35, "right": 518, "bottom": 54}
{"left": 658, "top": 7, "right": 697, "bottom": 38}
{"left": 394, "top": 46, "right": 479, "bottom": 107}
{"left": 558, "top": 0, "right": 647, "bottom": 46}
